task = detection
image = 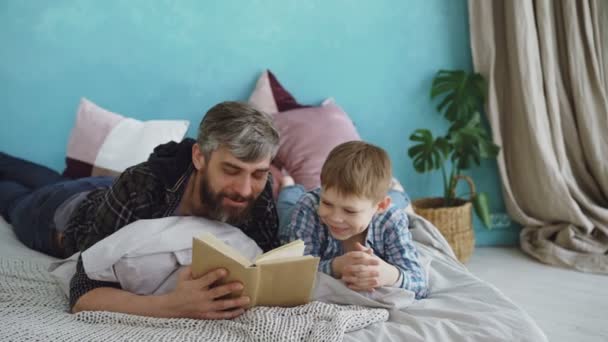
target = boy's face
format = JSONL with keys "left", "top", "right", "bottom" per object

{"left": 318, "top": 187, "right": 389, "bottom": 241}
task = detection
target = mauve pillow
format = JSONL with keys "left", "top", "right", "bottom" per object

{"left": 248, "top": 70, "right": 361, "bottom": 189}
{"left": 269, "top": 164, "right": 283, "bottom": 200}
{"left": 248, "top": 70, "right": 308, "bottom": 114}
{"left": 274, "top": 101, "right": 361, "bottom": 190}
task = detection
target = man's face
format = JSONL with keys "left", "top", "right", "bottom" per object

{"left": 196, "top": 146, "right": 271, "bottom": 225}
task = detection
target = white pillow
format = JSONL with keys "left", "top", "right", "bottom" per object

{"left": 49, "top": 216, "right": 262, "bottom": 297}
{"left": 63, "top": 98, "right": 190, "bottom": 178}
{"left": 94, "top": 118, "right": 190, "bottom": 174}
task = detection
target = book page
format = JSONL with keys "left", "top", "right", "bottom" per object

{"left": 255, "top": 240, "right": 305, "bottom": 264}
{"left": 195, "top": 233, "right": 253, "bottom": 267}
{"left": 256, "top": 256, "right": 319, "bottom": 307}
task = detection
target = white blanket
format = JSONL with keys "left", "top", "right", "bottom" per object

{"left": 344, "top": 216, "right": 548, "bottom": 342}
{"left": 0, "top": 256, "right": 388, "bottom": 342}
{"left": 0, "top": 216, "right": 547, "bottom": 342}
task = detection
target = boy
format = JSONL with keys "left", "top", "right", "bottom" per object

{"left": 278, "top": 141, "right": 428, "bottom": 299}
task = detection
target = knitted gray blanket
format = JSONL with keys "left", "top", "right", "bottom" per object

{"left": 0, "top": 257, "right": 388, "bottom": 342}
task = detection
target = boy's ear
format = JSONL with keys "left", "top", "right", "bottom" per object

{"left": 192, "top": 144, "right": 206, "bottom": 171}
{"left": 376, "top": 195, "right": 392, "bottom": 213}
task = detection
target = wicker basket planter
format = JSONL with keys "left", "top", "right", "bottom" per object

{"left": 411, "top": 176, "right": 477, "bottom": 263}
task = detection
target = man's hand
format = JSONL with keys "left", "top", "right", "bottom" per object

{"left": 163, "top": 266, "right": 250, "bottom": 320}
{"left": 334, "top": 243, "right": 400, "bottom": 292}
{"left": 72, "top": 266, "right": 250, "bottom": 319}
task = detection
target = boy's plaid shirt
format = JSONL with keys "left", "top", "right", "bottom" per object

{"left": 286, "top": 189, "right": 428, "bottom": 299}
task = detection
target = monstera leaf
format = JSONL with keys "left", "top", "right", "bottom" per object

{"left": 431, "top": 70, "right": 486, "bottom": 123}
{"left": 473, "top": 192, "right": 492, "bottom": 228}
{"left": 448, "top": 113, "right": 500, "bottom": 170}
{"left": 408, "top": 129, "right": 451, "bottom": 173}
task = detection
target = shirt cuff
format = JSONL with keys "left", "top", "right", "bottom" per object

{"left": 69, "top": 258, "right": 121, "bottom": 310}
{"left": 320, "top": 259, "right": 334, "bottom": 276}
{"left": 392, "top": 268, "right": 405, "bottom": 288}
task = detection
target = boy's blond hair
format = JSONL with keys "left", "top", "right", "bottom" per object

{"left": 320, "top": 141, "right": 392, "bottom": 202}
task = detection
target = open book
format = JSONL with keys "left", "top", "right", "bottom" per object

{"left": 191, "top": 234, "right": 320, "bottom": 308}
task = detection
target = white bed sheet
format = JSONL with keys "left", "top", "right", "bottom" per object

{"left": 343, "top": 242, "right": 547, "bottom": 341}
{"left": 0, "top": 216, "right": 547, "bottom": 342}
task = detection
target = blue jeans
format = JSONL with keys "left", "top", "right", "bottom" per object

{"left": 277, "top": 185, "right": 411, "bottom": 243}
{"left": 0, "top": 152, "right": 114, "bottom": 257}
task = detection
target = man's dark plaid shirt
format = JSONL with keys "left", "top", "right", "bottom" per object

{"left": 63, "top": 151, "right": 279, "bottom": 309}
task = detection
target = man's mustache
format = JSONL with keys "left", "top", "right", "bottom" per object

{"left": 222, "top": 193, "right": 254, "bottom": 204}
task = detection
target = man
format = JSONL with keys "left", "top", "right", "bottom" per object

{"left": 0, "top": 101, "right": 280, "bottom": 319}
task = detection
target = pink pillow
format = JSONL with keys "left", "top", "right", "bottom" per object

{"left": 248, "top": 70, "right": 309, "bottom": 114}
{"left": 273, "top": 101, "right": 361, "bottom": 190}
{"left": 249, "top": 72, "right": 411, "bottom": 200}
{"left": 268, "top": 164, "right": 283, "bottom": 200}
{"left": 249, "top": 70, "right": 360, "bottom": 190}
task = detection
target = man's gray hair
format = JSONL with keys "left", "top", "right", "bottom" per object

{"left": 197, "top": 101, "right": 280, "bottom": 162}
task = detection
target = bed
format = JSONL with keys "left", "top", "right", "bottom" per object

{"left": 0, "top": 215, "right": 547, "bottom": 342}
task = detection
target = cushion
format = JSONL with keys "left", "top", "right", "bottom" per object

{"left": 48, "top": 216, "right": 263, "bottom": 297}
{"left": 274, "top": 100, "right": 361, "bottom": 190}
{"left": 248, "top": 70, "right": 309, "bottom": 114}
{"left": 249, "top": 71, "right": 361, "bottom": 190}
{"left": 63, "top": 98, "right": 190, "bottom": 178}
{"left": 269, "top": 164, "right": 283, "bottom": 200}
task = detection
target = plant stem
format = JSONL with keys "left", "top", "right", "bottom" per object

{"left": 446, "top": 167, "right": 461, "bottom": 206}
{"left": 440, "top": 160, "right": 448, "bottom": 202}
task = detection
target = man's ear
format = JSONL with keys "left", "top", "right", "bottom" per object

{"left": 376, "top": 195, "right": 392, "bottom": 213}
{"left": 192, "top": 144, "right": 206, "bottom": 171}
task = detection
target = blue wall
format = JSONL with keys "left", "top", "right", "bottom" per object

{"left": 0, "top": 0, "right": 519, "bottom": 245}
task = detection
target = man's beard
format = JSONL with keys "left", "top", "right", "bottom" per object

{"left": 199, "top": 170, "right": 255, "bottom": 225}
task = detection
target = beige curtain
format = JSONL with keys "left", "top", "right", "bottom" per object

{"left": 601, "top": 0, "right": 608, "bottom": 93}
{"left": 468, "top": 0, "right": 608, "bottom": 273}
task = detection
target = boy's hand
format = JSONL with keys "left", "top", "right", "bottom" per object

{"left": 338, "top": 243, "right": 400, "bottom": 291}
{"left": 331, "top": 250, "right": 379, "bottom": 280}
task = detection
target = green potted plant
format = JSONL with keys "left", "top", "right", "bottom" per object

{"left": 408, "top": 69, "right": 500, "bottom": 262}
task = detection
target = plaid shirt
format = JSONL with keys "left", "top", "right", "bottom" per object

{"left": 63, "top": 140, "right": 279, "bottom": 309}
{"left": 287, "top": 189, "right": 428, "bottom": 299}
